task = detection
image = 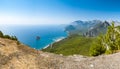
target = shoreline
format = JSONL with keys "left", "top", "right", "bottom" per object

{"left": 43, "top": 37, "right": 66, "bottom": 49}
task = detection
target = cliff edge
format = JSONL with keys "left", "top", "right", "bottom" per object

{"left": 0, "top": 37, "right": 120, "bottom": 69}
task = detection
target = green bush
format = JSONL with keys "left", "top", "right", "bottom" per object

{"left": 0, "top": 30, "right": 18, "bottom": 41}
{"left": 0, "top": 31, "right": 4, "bottom": 37}
{"left": 4, "top": 35, "right": 11, "bottom": 39}
{"left": 10, "top": 36, "right": 18, "bottom": 41}
{"left": 90, "top": 44, "right": 106, "bottom": 56}
{"left": 90, "top": 22, "right": 120, "bottom": 56}
{"left": 105, "top": 50, "right": 112, "bottom": 54}
{"left": 90, "top": 36, "right": 106, "bottom": 56}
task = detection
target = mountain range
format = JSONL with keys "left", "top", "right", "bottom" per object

{"left": 65, "top": 20, "right": 119, "bottom": 37}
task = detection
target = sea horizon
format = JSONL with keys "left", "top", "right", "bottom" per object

{"left": 0, "top": 24, "right": 67, "bottom": 49}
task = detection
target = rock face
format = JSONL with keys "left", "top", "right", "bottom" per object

{"left": 85, "top": 21, "right": 110, "bottom": 37}
{"left": 65, "top": 20, "right": 110, "bottom": 36}
{"left": 0, "top": 37, "right": 120, "bottom": 69}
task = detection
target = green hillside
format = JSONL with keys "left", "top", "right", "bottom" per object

{"left": 43, "top": 23, "right": 120, "bottom": 56}
{"left": 42, "top": 35, "right": 96, "bottom": 56}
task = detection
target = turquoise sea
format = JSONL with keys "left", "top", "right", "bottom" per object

{"left": 0, "top": 25, "right": 67, "bottom": 49}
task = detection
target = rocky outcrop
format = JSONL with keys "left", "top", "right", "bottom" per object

{"left": 0, "top": 38, "right": 120, "bottom": 69}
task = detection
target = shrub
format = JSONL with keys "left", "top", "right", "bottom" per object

{"left": 90, "top": 36, "right": 106, "bottom": 56}
{"left": 4, "top": 35, "right": 11, "bottom": 39}
{"left": 0, "top": 31, "right": 18, "bottom": 41}
{"left": 0, "top": 31, "right": 4, "bottom": 37}
{"left": 90, "top": 22, "right": 120, "bottom": 56}
{"left": 10, "top": 36, "right": 18, "bottom": 41}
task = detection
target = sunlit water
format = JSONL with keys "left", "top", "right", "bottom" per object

{"left": 0, "top": 24, "right": 67, "bottom": 49}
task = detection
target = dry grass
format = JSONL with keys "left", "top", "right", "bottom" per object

{"left": 0, "top": 37, "right": 120, "bottom": 69}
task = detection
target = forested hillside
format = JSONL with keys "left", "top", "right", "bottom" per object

{"left": 43, "top": 22, "right": 120, "bottom": 56}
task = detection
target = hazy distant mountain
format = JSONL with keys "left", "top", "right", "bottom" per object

{"left": 84, "top": 21, "right": 110, "bottom": 37}
{"left": 65, "top": 20, "right": 111, "bottom": 36}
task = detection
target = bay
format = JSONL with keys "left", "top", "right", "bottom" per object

{"left": 0, "top": 24, "right": 67, "bottom": 49}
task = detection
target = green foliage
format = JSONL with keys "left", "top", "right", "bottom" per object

{"left": 105, "top": 50, "right": 113, "bottom": 54}
{"left": 90, "top": 22, "right": 120, "bottom": 56}
{"left": 4, "top": 35, "right": 11, "bottom": 39}
{"left": 104, "top": 22, "right": 120, "bottom": 54}
{"left": 0, "top": 31, "right": 4, "bottom": 37}
{"left": 90, "top": 36, "right": 106, "bottom": 56}
{"left": 0, "top": 31, "right": 18, "bottom": 41}
{"left": 42, "top": 35, "right": 95, "bottom": 56}
{"left": 10, "top": 36, "right": 18, "bottom": 41}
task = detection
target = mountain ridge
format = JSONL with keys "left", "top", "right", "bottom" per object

{"left": 65, "top": 20, "right": 119, "bottom": 36}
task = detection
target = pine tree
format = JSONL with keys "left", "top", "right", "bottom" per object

{"left": 90, "top": 35, "right": 106, "bottom": 56}
{"left": 90, "top": 21, "right": 120, "bottom": 56}
{"left": 103, "top": 22, "right": 120, "bottom": 54}
{"left": 103, "top": 22, "right": 116, "bottom": 54}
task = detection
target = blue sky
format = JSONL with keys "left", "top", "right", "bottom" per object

{"left": 0, "top": 0, "right": 120, "bottom": 25}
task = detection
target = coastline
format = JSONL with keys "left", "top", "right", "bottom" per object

{"left": 43, "top": 37, "right": 66, "bottom": 49}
